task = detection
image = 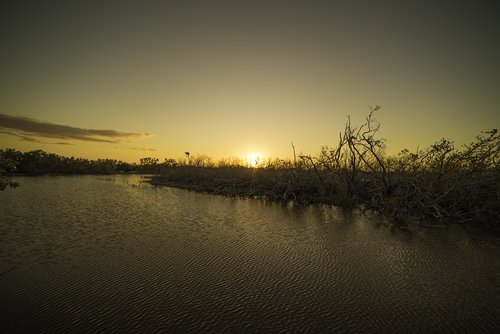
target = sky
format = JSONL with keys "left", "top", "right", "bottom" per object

{"left": 1, "top": 0, "right": 499, "bottom": 163}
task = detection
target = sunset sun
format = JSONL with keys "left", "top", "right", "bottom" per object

{"left": 245, "top": 152, "right": 262, "bottom": 167}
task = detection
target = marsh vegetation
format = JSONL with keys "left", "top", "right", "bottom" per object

{"left": 151, "top": 108, "right": 499, "bottom": 227}
{"left": 2, "top": 109, "right": 499, "bottom": 227}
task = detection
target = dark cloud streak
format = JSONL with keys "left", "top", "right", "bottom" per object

{"left": 129, "top": 147, "right": 157, "bottom": 152}
{"left": 0, "top": 113, "right": 150, "bottom": 144}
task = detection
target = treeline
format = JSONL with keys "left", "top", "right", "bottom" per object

{"left": 0, "top": 149, "right": 190, "bottom": 175}
{"left": 0, "top": 149, "right": 180, "bottom": 190}
{"left": 0, "top": 149, "right": 251, "bottom": 177}
{"left": 0, "top": 149, "right": 139, "bottom": 175}
{"left": 151, "top": 108, "right": 500, "bottom": 227}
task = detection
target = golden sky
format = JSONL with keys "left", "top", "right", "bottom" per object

{"left": 1, "top": 1, "right": 499, "bottom": 162}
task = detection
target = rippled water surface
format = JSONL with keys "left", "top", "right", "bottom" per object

{"left": 1, "top": 175, "right": 499, "bottom": 332}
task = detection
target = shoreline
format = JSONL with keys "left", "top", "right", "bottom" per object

{"left": 148, "top": 169, "right": 499, "bottom": 232}
{"left": 149, "top": 174, "right": 500, "bottom": 241}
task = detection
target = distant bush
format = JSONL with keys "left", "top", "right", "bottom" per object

{"left": 0, "top": 151, "right": 19, "bottom": 190}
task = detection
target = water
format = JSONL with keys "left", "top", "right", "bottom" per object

{"left": 1, "top": 175, "right": 499, "bottom": 332}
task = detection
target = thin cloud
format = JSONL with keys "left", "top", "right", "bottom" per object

{"left": 0, "top": 113, "right": 150, "bottom": 143}
{"left": 129, "top": 147, "right": 157, "bottom": 152}
{"left": 18, "top": 135, "right": 42, "bottom": 143}
{"left": 20, "top": 137, "right": 74, "bottom": 145}
{"left": 1, "top": 129, "right": 69, "bottom": 145}
{"left": 0, "top": 129, "right": 17, "bottom": 136}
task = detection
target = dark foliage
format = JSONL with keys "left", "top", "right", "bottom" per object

{"left": 0, "top": 148, "right": 139, "bottom": 175}
{"left": 151, "top": 109, "right": 499, "bottom": 227}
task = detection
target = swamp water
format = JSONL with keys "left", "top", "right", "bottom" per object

{"left": 1, "top": 175, "right": 499, "bottom": 332}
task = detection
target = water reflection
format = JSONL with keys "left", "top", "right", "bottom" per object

{"left": 0, "top": 175, "right": 499, "bottom": 332}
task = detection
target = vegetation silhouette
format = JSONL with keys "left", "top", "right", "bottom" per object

{"left": 151, "top": 108, "right": 499, "bottom": 228}
{"left": 0, "top": 148, "right": 136, "bottom": 176}
{"left": 0, "top": 153, "right": 18, "bottom": 190}
{"left": 1, "top": 108, "right": 498, "bottom": 227}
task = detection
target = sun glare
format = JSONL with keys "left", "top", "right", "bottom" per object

{"left": 245, "top": 152, "right": 262, "bottom": 167}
